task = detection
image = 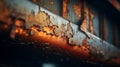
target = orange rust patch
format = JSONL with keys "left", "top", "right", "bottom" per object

{"left": 15, "top": 27, "right": 90, "bottom": 60}
{"left": 62, "top": 0, "right": 70, "bottom": 18}
{"left": 0, "top": 1, "right": 10, "bottom": 22}
{"left": 33, "top": 0, "right": 37, "bottom": 2}
{"left": 89, "top": 9, "right": 94, "bottom": 34}
{"left": 73, "top": 4, "right": 82, "bottom": 19}
{"left": 81, "top": 19, "right": 87, "bottom": 32}
{"left": 82, "top": 38, "right": 87, "bottom": 45}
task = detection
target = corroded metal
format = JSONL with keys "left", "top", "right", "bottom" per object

{"left": 0, "top": 0, "right": 120, "bottom": 65}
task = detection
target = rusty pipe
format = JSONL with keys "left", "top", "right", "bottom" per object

{"left": 0, "top": 0, "right": 120, "bottom": 65}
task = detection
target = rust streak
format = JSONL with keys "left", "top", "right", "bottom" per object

{"left": 81, "top": 2, "right": 88, "bottom": 32}
{"left": 62, "top": 0, "right": 70, "bottom": 19}
{"left": 73, "top": 3, "right": 82, "bottom": 19}
{"left": 0, "top": 1, "right": 10, "bottom": 22}
{"left": 89, "top": 8, "right": 94, "bottom": 34}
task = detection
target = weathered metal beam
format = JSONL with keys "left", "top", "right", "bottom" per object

{"left": 1, "top": 0, "right": 120, "bottom": 65}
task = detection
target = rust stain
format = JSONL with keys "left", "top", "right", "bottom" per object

{"left": 82, "top": 38, "right": 87, "bottom": 45}
{"left": 50, "top": 1, "right": 54, "bottom": 5}
{"left": 15, "top": 18, "right": 25, "bottom": 28}
{"left": 15, "top": 27, "right": 90, "bottom": 59}
{"left": 89, "top": 8, "right": 94, "bottom": 34}
{"left": 81, "top": 2, "right": 88, "bottom": 32}
{"left": 26, "top": 11, "right": 51, "bottom": 28}
{"left": 33, "top": 0, "right": 37, "bottom": 2}
{"left": 73, "top": 3, "right": 82, "bottom": 19}
{"left": 62, "top": 0, "right": 70, "bottom": 19}
{"left": 81, "top": 19, "right": 87, "bottom": 32}
{"left": 0, "top": 1, "right": 10, "bottom": 22}
{"left": 26, "top": 11, "right": 74, "bottom": 45}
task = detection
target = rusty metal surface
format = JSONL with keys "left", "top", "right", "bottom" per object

{"left": 0, "top": 0, "right": 120, "bottom": 65}
{"left": 65, "top": 0, "right": 120, "bottom": 47}
{"left": 15, "top": 0, "right": 120, "bottom": 47}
